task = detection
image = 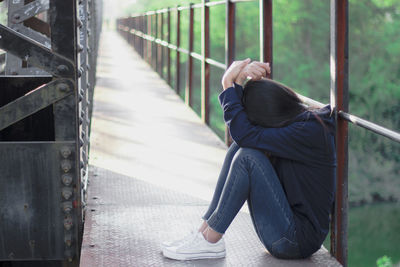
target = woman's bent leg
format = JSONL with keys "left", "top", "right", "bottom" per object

{"left": 202, "top": 142, "right": 240, "bottom": 221}
{"left": 206, "top": 147, "right": 301, "bottom": 259}
{"left": 244, "top": 150, "right": 301, "bottom": 259}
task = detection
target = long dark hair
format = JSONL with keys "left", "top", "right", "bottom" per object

{"left": 242, "top": 78, "right": 308, "bottom": 128}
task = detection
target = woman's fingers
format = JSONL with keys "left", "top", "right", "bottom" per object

{"left": 251, "top": 62, "right": 271, "bottom": 74}
{"left": 244, "top": 63, "right": 267, "bottom": 80}
{"left": 246, "top": 69, "right": 264, "bottom": 80}
{"left": 223, "top": 60, "right": 271, "bottom": 88}
{"left": 222, "top": 58, "right": 251, "bottom": 89}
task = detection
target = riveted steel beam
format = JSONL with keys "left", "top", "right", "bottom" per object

{"left": 0, "top": 79, "right": 74, "bottom": 131}
{"left": 0, "top": 24, "right": 74, "bottom": 78}
{"left": 10, "top": 0, "right": 50, "bottom": 24}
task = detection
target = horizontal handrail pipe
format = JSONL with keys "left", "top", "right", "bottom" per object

{"left": 339, "top": 111, "right": 400, "bottom": 143}
{"left": 126, "top": 0, "right": 257, "bottom": 17}
{"left": 296, "top": 94, "right": 400, "bottom": 143}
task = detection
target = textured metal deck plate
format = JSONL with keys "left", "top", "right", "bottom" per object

{"left": 81, "top": 167, "right": 341, "bottom": 267}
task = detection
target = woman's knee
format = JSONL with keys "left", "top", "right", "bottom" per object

{"left": 232, "top": 147, "right": 267, "bottom": 163}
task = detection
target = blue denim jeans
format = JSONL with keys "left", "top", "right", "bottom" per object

{"left": 202, "top": 142, "right": 302, "bottom": 259}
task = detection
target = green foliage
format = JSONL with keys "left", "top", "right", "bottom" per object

{"left": 323, "top": 203, "right": 400, "bottom": 267}
{"left": 377, "top": 255, "right": 393, "bottom": 267}
{"left": 0, "top": 4, "right": 7, "bottom": 25}
{"left": 127, "top": 0, "right": 400, "bottom": 205}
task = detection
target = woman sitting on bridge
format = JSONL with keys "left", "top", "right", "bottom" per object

{"left": 162, "top": 59, "right": 336, "bottom": 261}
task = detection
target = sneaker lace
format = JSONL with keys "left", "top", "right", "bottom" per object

{"left": 179, "top": 231, "right": 199, "bottom": 247}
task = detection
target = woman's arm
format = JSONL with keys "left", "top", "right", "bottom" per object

{"left": 221, "top": 59, "right": 270, "bottom": 90}
{"left": 219, "top": 85, "right": 327, "bottom": 163}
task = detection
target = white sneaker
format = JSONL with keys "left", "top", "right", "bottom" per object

{"left": 161, "top": 230, "right": 197, "bottom": 249}
{"left": 162, "top": 232, "right": 226, "bottom": 260}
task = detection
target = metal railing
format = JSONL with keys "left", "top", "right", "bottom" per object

{"left": 117, "top": 1, "right": 400, "bottom": 266}
{"left": 0, "top": 0, "right": 102, "bottom": 265}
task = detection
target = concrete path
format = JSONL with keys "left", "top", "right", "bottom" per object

{"left": 80, "top": 30, "right": 341, "bottom": 267}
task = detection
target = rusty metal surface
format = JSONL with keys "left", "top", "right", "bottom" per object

{"left": 0, "top": 141, "right": 75, "bottom": 260}
{"left": 260, "top": 0, "right": 273, "bottom": 78}
{"left": 330, "top": 0, "right": 349, "bottom": 265}
{"left": 0, "top": 79, "right": 74, "bottom": 131}
{"left": 224, "top": 0, "right": 235, "bottom": 147}
{"left": 201, "top": 0, "right": 210, "bottom": 124}
{"left": 185, "top": 4, "right": 194, "bottom": 107}
{"left": 80, "top": 31, "right": 341, "bottom": 267}
{"left": 176, "top": 7, "right": 181, "bottom": 95}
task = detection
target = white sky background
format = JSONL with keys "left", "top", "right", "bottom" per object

{"left": 103, "top": 0, "right": 137, "bottom": 20}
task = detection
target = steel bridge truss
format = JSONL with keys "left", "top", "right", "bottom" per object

{"left": 0, "top": 0, "right": 102, "bottom": 265}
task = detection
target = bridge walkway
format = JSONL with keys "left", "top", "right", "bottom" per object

{"left": 79, "top": 30, "right": 341, "bottom": 267}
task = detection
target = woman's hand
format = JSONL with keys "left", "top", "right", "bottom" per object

{"left": 222, "top": 58, "right": 251, "bottom": 90}
{"left": 235, "top": 61, "right": 271, "bottom": 86}
{"left": 221, "top": 59, "right": 271, "bottom": 90}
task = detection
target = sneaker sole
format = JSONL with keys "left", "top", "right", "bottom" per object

{"left": 163, "top": 249, "right": 226, "bottom": 261}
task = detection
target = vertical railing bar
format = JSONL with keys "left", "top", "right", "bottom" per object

{"left": 147, "top": 14, "right": 152, "bottom": 65}
{"left": 167, "top": 8, "right": 172, "bottom": 85}
{"left": 142, "top": 16, "right": 144, "bottom": 59}
{"left": 138, "top": 16, "right": 141, "bottom": 57}
{"left": 132, "top": 17, "right": 136, "bottom": 49}
{"left": 160, "top": 12, "right": 164, "bottom": 78}
{"left": 134, "top": 17, "right": 136, "bottom": 51}
{"left": 127, "top": 18, "right": 131, "bottom": 46}
{"left": 143, "top": 15, "right": 146, "bottom": 58}
{"left": 176, "top": 6, "right": 181, "bottom": 94}
{"left": 330, "top": 0, "right": 349, "bottom": 266}
{"left": 157, "top": 12, "right": 161, "bottom": 75}
{"left": 225, "top": 0, "right": 236, "bottom": 146}
{"left": 330, "top": 0, "right": 336, "bottom": 256}
{"left": 133, "top": 17, "right": 136, "bottom": 50}
{"left": 127, "top": 18, "right": 131, "bottom": 43}
{"left": 201, "top": 0, "right": 210, "bottom": 124}
{"left": 143, "top": 15, "right": 147, "bottom": 60}
{"left": 185, "top": 3, "right": 194, "bottom": 107}
{"left": 154, "top": 13, "right": 158, "bottom": 70}
{"left": 135, "top": 17, "right": 139, "bottom": 52}
{"left": 260, "top": 0, "right": 273, "bottom": 78}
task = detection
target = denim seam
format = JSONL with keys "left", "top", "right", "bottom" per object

{"left": 207, "top": 155, "right": 248, "bottom": 233}
{"left": 249, "top": 154, "right": 292, "bottom": 225}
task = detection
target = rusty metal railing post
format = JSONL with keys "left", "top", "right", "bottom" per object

{"left": 143, "top": 15, "right": 147, "bottom": 61}
{"left": 330, "top": 0, "right": 349, "bottom": 266}
{"left": 225, "top": 0, "right": 236, "bottom": 146}
{"left": 154, "top": 13, "right": 158, "bottom": 70}
{"left": 161, "top": 12, "right": 165, "bottom": 78}
{"left": 141, "top": 15, "right": 145, "bottom": 58}
{"left": 176, "top": 6, "right": 181, "bottom": 94}
{"left": 167, "top": 8, "right": 172, "bottom": 86}
{"left": 133, "top": 17, "right": 137, "bottom": 50}
{"left": 135, "top": 17, "right": 139, "bottom": 52}
{"left": 185, "top": 3, "right": 194, "bottom": 107}
{"left": 127, "top": 17, "right": 132, "bottom": 46}
{"left": 157, "top": 12, "right": 163, "bottom": 77}
{"left": 201, "top": 0, "right": 210, "bottom": 124}
{"left": 260, "top": 0, "right": 273, "bottom": 78}
{"left": 133, "top": 17, "right": 136, "bottom": 48}
{"left": 147, "top": 14, "right": 152, "bottom": 65}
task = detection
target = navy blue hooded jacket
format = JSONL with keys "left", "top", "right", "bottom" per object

{"left": 219, "top": 84, "right": 336, "bottom": 258}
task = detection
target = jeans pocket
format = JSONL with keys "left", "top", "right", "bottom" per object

{"left": 270, "top": 237, "right": 301, "bottom": 259}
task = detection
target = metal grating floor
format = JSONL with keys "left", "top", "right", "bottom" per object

{"left": 80, "top": 166, "right": 341, "bottom": 267}
{"left": 80, "top": 30, "right": 341, "bottom": 267}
